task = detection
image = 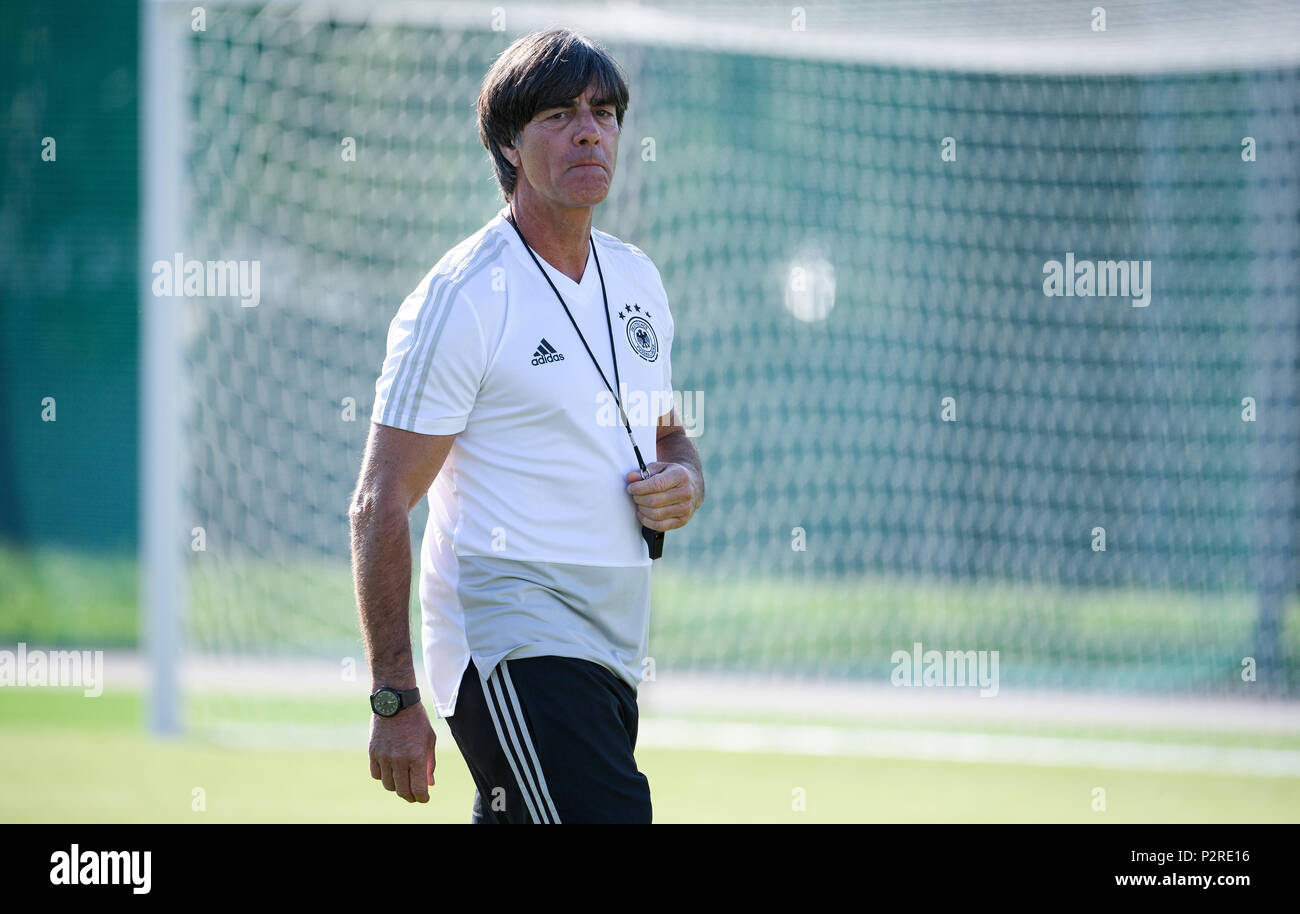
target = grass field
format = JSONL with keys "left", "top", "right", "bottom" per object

{"left": 4, "top": 544, "right": 1300, "bottom": 821}
{"left": 3, "top": 687, "right": 1299, "bottom": 823}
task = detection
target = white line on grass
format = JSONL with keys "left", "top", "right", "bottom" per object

{"left": 91, "top": 651, "right": 1300, "bottom": 775}
{"left": 638, "top": 719, "right": 1300, "bottom": 779}
{"left": 192, "top": 716, "right": 1300, "bottom": 779}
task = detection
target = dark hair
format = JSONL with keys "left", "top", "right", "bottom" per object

{"left": 477, "top": 28, "right": 630, "bottom": 202}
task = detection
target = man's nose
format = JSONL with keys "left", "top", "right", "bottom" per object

{"left": 574, "top": 109, "right": 600, "bottom": 142}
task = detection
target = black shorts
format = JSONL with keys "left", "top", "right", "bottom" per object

{"left": 444, "top": 655, "right": 652, "bottom": 824}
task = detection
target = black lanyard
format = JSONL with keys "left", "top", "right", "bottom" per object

{"left": 505, "top": 209, "right": 664, "bottom": 559}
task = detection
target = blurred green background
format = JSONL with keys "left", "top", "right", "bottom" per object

{"left": 1, "top": 0, "right": 139, "bottom": 560}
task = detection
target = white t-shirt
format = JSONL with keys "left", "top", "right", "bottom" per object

{"left": 371, "top": 206, "right": 675, "bottom": 716}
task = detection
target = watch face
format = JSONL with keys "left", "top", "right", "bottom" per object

{"left": 372, "top": 689, "right": 400, "bottom": 716}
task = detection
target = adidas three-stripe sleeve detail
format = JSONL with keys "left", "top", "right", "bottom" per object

{"left": 372, "top": 238, "right": 503, "bottom": 435}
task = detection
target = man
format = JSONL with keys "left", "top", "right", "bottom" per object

{"left": 349, "top": 27, "right": 704, "bottom": 823}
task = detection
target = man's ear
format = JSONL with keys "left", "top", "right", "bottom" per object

{"left": 502, "top": 133, "right": 522, "bottom": 168}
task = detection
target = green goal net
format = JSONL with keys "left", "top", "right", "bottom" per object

{"left": 141, "top": 0, "right": 1300, "bottom": 741}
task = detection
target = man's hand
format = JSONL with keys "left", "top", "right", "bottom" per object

{"left": 625, "top": 461, "right": 703, "bottom": 531}
{"left": 369, "top": 703, "right": 437, "bottom": 803}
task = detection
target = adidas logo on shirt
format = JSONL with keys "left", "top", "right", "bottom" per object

{"left": 531, "top": 338, "right": 565, "bottom": 366}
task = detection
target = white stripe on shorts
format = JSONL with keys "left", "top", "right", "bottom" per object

{"left": 499, "top": 660, "right": 562, "bottom": 824}
{"left": 480, "top": 662, "right": 561, "bottom": 823}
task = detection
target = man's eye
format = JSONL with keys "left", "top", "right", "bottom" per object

{"left": 547, "top": 110, "right": 614, "bottom": 120}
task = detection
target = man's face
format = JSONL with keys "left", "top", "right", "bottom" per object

{"left": 506, "top": 84, "right": 619, "bottom": 208}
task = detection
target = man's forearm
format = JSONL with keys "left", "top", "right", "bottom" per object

{"left": 349, "top": 496, "right": 418, "bottom": 690}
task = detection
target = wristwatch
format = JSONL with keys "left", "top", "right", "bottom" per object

{"left": 369, "top": 685, "right": 421, "bottom": 718}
